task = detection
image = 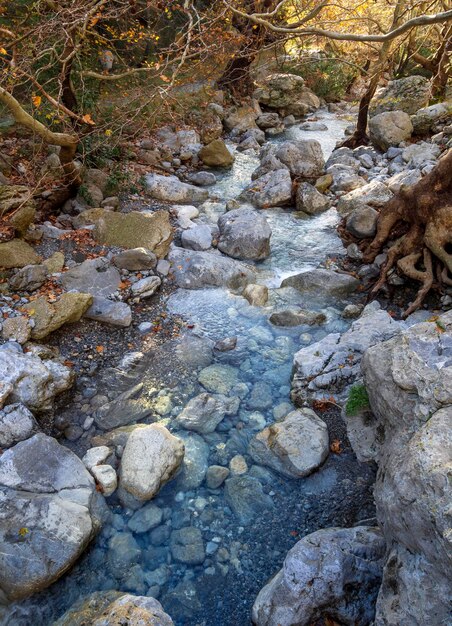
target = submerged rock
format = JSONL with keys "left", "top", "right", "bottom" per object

{"left": 0, "top": 434, "right": 103, "bottom": 602}
{"left": 170, "top": 527, "right": 205, "bottom": 565}
{"left": 176, "top": 392, "right": 240, "bottom": 434}
{"left": 198, "top": 364, "right": 239, "bottom": 394}
{"left": 225, "top": 475, "right": 274, "bottom": 525}
{"left": 281, "top": 269, "right": 359, "bottom": 297}
{"left": 241, "top": 169, "right": 292, "bottom": 208}
{"left": 169, "top": 247, "right": 255, "bottom": 290}
{"left": 249, "top": 409, "right": 329, "bottom": 478}
{"left": 252, "top": 526, "right": 385, "bottom": 626}
{"left": 54, "top": 591, "right": 174, "bottom": 626}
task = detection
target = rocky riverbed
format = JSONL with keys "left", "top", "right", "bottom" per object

{"left": 0, "top": 72, "right": 451, "bottom": 626}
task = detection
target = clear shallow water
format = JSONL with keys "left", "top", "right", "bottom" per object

{"left": 2, "top": 111, "right": 377, "bottom": 626}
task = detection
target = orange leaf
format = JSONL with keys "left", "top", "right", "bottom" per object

{"left": 82, "top": 113, "right": 95, "bottom": 125}
{"left": 95, "top": 345, "right": 104, "bottom": 353}
{"left": 330, "top": 439, "right": 342, "bottom": 454}
{"left": 32, "top": 95, "right": 42, "bottom": 108}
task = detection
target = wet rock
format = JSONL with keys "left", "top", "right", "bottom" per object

{"left": 0, "top": 403, "right": 39, "bottom": 449}
{"left": 23, "top": 292, "right": 93, "bottom": 339}
{"left": 249, "top": 409, "right": 329, "bottom": 478}
{"left": 206, "top": 465, "right": 230, "bottom": 489}
{"left": 131, "top": 276, "right": 161, "bottom": 298}
{"left": 84, "top": 297, "right": 132, "bottom": 327}
{"left": 119, "top": 424, "right": 185, "bottom": 502}
{"left": 225, "top": 475, "right": 274, "bottom": 525}
{"left": 186, "top": 171, "right": 217, "bottom": 187}
{"left": 199, "top": 139, "right": 234, "bottom": 167}
{"left": 281, "top": 269, "right": 359, "bottom": 298}
{"left": 269, "top": 308, "right": 326, "bottom": 327}
{"left": 252, "top": 526, "right": 385, "bottom": 626}
{"left": 176, "top": 392, "right": 240, "bottom": 434}
{"left": 181, "top": 224, "right": 212, "bottom": 251}
{"left": 0, "top": 343, "right": 74, "bottom": 412}
{"left": 295, "top": 182, "right": 330, "bottom": 215}
{"left": 248, "top": 381, "right": 273, "bottom": 410}
{"left": 0, "top": 434, "right": 103, "bottom": 602}
{"left": 1, "top": 316, "right": 31, "bottom": 344}
{"left": 128, "top": 503, "right": 163, "bottom": 533}
{"left": 198, "top": 364, "right": 239, "bottom": 394}
{"left": 241, "top": 169, "right": 292, "bottom": 208}
{"left": 369, "top": 110, "right": 413, "bottom": 150}
{"left": 174, "top": 432, "right": 209, "bottom": 491}
{"left": 370, "top": 75, "right": 430, "bottom": 116}
{"left": 337, "top": 181, "right": 393, "bottom": 217}
{"left": 169, "top": 247, "right": 255, "bottom": 290}
{"left": 112, "top": 248, "right": 157, "bottom": 271}
{"left": 0, "top": 239, "right": 41, "bottom": 269}
{"left": 0, "top": 185, "right": 35, "bottom": 236}
{"left": 54, "top": 591, "right": 174, "bottom": 626}
{"left": 218, "top": 207, "right": 271, "bottom": 260}
{"left": 170, "top": 527, "right": 205, "bottom": 565}
{"left": 214, "top": 336, "right": 237, "bottom": 352}
{"left": 243, "top": 284, "right": 269, "bottom": 306}
{"left": 79, "top": 209, "right": 173, "bottom": 257}
{"left": 94, "top": 385, "right": 152, "bottom": 430}
{"left": 174, "top": 334, "right": 214, "bottom": 369}
{"left": 346, "top": 205, "right": 378, "bottom": 239}
{"left": 107, "top": 532, "right": 141, "bottom": 570}
{"left": 146, "top": 173, "right": 209, "bottom": 204}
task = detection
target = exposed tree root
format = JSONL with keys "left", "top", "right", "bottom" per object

{"left": 362, "top": 149, "right": 452, "bottom": 316}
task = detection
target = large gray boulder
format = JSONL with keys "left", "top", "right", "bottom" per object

{"left": 241, "top": 169, "right": 292, "bottom": 208}
{"left": 370, "top": 75, "right": 430, "bottom": 116}
{"left": 168, "top": 247, "right": 255, "bottom": 290}
{"left": 217, "top": 207, "right": 271, "bottom": 260}
{"left": 119, "top": 424, "right": 185, "bottom": 503}
{"left": 253, "top": 73, "right": 320, "bottom": 116}
{"left": 145, "top": 173, "right": 209, "bottom": 204}
{"left": 54, "top": 591, "right": 174, "bottom": 626}
{"left": 358, "top": 311, "right": 452, "bottom": 626}
{"left": 265, "top": 140, "right": 325, "bottom": 178}
{"left": 0, "top": 343, "right": 74, "bottom": 412}
{"left": 252, "top": 526, "right": 386, "bottom": 626}
{"left": 0, "top": 434, "right": 103, "bottom": 602}
{"left": 0, "top": 403, "right": 39, "bottom": 449}
{"left": 248, "top": 409, "right": 329, "bottom": 478}
{"left": 291, "top": 304, "right": 404, "bottom": 405}
{"left": 369, "top": 110, "right": 413, "bottom": 151}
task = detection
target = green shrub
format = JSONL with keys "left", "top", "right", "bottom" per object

{"left": 345, "top": 384, "right": 370, "bottom": 416}
{"left": 286, "top": 57, "right": 358, "bottom": 102}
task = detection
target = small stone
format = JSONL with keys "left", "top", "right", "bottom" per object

{"left": 206, "top": 465, "right": 230, "bottom": 489}
{"left": 128, "top": 503, "right": 163, "bottom": 533}
{"left": 9, "top": 264, "right": 47, "bottom": 291}
{"left": 43, "top": 251, "right": 65, "bottom": 273}
{"left": 82, "top": 446, "right": 111, "bottom": 470}
{"left": 214, "top": 337, "right": 237, "bottom": 352}
{"left": 84, "top": 297, "right": 132, "bottom": 327}
{"left": 170, "top": 527, "right": 205, "bottom": 564}
{"left": 91, "top": 464, "right": 117, "bottom": 496}
{"left": 0, "top": 403, "right": 39, "bottom": 448}
{"left": 243, "top": 284, "right": 268, "bottom": 306}
{"left": 229, "top": 455, "right": 248, "bottom": 475}
{"left": 198, "top": 364, "right": 239, "bottom": 394}
{"left": 1, "top": 316, "right": 31, "bottom": 344}
{"left": 131, "top": 276, "right": 161, "bottom": 299}
{"left": 112, "top": 248, "right": 157, "bottom": 271}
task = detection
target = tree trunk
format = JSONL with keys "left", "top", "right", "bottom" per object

{"left": 363, "top": 148, "right": 452, "bottom": 316}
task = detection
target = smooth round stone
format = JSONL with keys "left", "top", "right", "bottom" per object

{"left": 198, "top": 364, "right": 239, "bottom": 394}
{"left": 206, "top": 465, "right": 230, "bottom": 489}
{"left": 229, "top": 455, "right": 248, "bottom": 475}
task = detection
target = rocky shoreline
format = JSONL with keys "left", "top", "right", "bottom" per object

{"left": 0, "top": 72, "right": 451, "bottom": 625}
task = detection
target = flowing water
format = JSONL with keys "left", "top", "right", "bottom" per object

{"left": 2, "top": 111, "right": 377, "bottom": 626}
